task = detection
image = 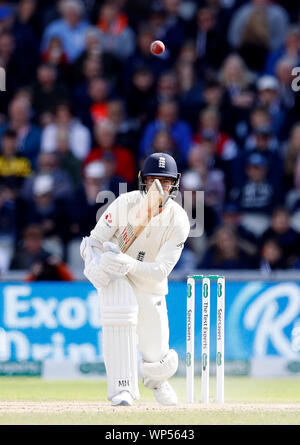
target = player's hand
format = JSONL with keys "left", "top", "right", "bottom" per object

{"left": 100, "top": 251, "right": 136, "bottom": 277}
{"left": 80, "top": 236, "right": 103, "bottom": 260}
{"left": 103, "top": 241, "right": 121, "bottom": 254}
{"left": 84, "top": 257, "right": 111, "bottom": 288}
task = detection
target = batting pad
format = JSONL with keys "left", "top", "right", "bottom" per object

{"left": 99, "top": 278, "right": 140, "bottom": 400}
{"left": 141, "top": 349, "right": 178, "bottom": 389}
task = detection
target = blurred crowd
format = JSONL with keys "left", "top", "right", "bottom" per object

{"left": 0, "top": 0, "right": 300, "bottom": 279}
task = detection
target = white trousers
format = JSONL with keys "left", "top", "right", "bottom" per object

{"left": 99, "top": 277, "right": 170, "bottom": 399}
{"left": 135, "top": 288, "right": 170, "bottom": 363}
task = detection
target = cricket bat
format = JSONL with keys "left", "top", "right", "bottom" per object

{"left": 117, "top": 179, "right": 167, "bottom": 253}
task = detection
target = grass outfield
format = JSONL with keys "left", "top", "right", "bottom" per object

{"left": 0, "top": 376, "right": 300, "bottom": 425}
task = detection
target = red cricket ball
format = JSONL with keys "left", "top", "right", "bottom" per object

{"left": 150, "top": 40, "right": 165, "bottom": 55}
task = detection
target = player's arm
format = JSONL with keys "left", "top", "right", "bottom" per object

{"left": 129, "top": 231, "right": 188, "bottom": 282}
{"left": 100, "top": 219, "right": 190, "bottom": 282}
{"left": 80, "top": 195, "right": 123, "bottom": 288}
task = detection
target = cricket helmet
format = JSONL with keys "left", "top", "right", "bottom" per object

{"left": 138, "top": 152, "right": 181, "bottom": 199}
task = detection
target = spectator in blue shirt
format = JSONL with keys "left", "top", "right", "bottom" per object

{"left": 264, "top": 25, "right": 300, "bottom": 76}
{"left": 256, "top": 74, "right": 290, "bottom": 140}
{"left": 230, "top": 153, "right": 281, "bottom": 216}
{"left": 139, "top": 99, "right": 192, "bottom": 165}
{"left": 0, "top": 95, "right": 41, "bottom": 169}
{"left": 41, "top": 0, "right": 90, "bottom": 63}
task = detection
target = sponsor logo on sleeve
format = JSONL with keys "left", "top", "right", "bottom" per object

{"left": 105, "top": 213, "right": 112, "bottom": 225}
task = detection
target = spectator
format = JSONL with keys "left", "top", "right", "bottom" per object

{"left": 126, "top": 66, "right": 157, "bottom": 125}
{"left": 71, "top": 26, "right": 121, "bottom": 87}
{"left": 259, "top": 238, "right": 287, "bottom": 272}
{"left": 41, "top": 0, "right": 90, "bottom": 63}
{"left": 175, "top": 62, "right": 203, "bottom": 129}
{"left": 275, "top": 57, "right": 296, "bottom": 112}
{"left": 31, "top": 63, "right": 69, "bottom": 124}
{"left": 10, "top": 224, "right": 73, "bottom": 281}
{"left": 191, "top": 106, "right": 237, "bottom": 191}
{"left": 193, "top": 107, "right": 238, "bottom": 161}
{"left": 219, "top": 53, "right": 256, "bottom": 136}
{"left": 203, "top": 0, "right": 234, "bottom": 35}
{"left": 200, "top": 224, "right": 252, "bottom": 270}
{"left": 259, "top": 207, "right": 300, "bottom": 267}
{"left": 228, "top": 0, "right": 289, "bottom": 57}
{"left": 0, "top": 129, "right": 32, "bottom": 188}
{"left": 156, "top": 70, "right": 179, "bottom": 103}
{"left": 230, "top": 1, "right": 270, "bottom": 71}
{"left": 0, "top": 184, "right": 17, "bottom": 240}
{"left": 74, "top": 77, "right": 111, "bottom": 129}
{"left": 200, "top": 79, "right": 224, "bottom": 111}
{"left": 284, "top": 123, "right": 300, "bottom": 191}
{"left": 41, "top": 35, "right": 68, "bottom": 70}
{"left": 0, "top": 96, "right": 41, "bottom": 168}
{"left": 243, "top": 107, "right": 279, "bottom": 152}
{"left": 41, "top": 102, "right": 91, "bottom": 160}
{"left": 235, "top": 122, "right": 283, "bottom": 190}
{"left": 17, "top": 174, "right": 71, "bottom": 247}
{"left": 219, "top": 53, "right": 256, "bottom": 96}
{"left": 122, "top": 23, "right": 171, "bottom": 92}
{"left": 222, "top": 202, "right": 259, "bottom": 258}
{"left": 96, "top": 1, "right": 135, "bottom": 60}
{"left": 84, "top": 119, "right": 135, "bottom": 185}
{"left": 192, "top": 6, "right": 229, "bottom": 76}
{"left": 187, "top": 143, "right": 226, "bottom": 215}
{"left": 256, "top": 74, "right": 289, "bottom": 139}
{"left": 14, "top": 0, "right": 42, "bottom": 41}
{"left": 0, "top": 32, "right": 27, "bottom": 114}
{"left": 139, "top": 100, "right": 192, "bottom": 164}
{"left": 154, "top": 0, "right": 187, "bottom": 59}
{"left": 180, "top": 168, "right": 219, "bottom": 262}
{"left": 230, "top": 153, "right": 281, "bottom": 235}
{"left": 0, "top": 184, "right": 17, "bottom": 272}
{"left": 11, "top": 1, "right": 40, "bottom": 84}
{"left": 147, "top": 129, "right": 180, "bottom": 165}
{"left": 244, "top": 123, "right": 280, "bottom": 154}
{"left": 54, "top": 127, "right": 82, "bottom": 188}
{"left": 264, "top": 25, "right": 300, "bottom": 76}
{"left": 176, "top": 39, "right": 197, "bottom": 67}
{"left": 133, "top": 69, "right": 180, "bottom": 125}
{"left": 107, "top": 99, "right": 140, "bottom": 153}
{"left": 236, "top": 105, "right": 272, "bottom": 148}
{"left": 285, "top": 155, "right": 300, "bottom": 232}
{"left": 21, "top": 151, "right": 73, "bottom": 200}
{"left": 69, "top": 160, "right": 123, "bottom": 239}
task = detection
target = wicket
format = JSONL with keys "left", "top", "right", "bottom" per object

{"left": 186, "top": 275, "right": 225, "bottom": 404}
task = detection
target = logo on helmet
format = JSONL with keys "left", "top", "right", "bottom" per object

{"left": 158, "top": 157, "right": 166, "bottom": 168}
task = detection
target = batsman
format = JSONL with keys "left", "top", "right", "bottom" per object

{"left": 80, "top": 153, "right": 190, "bottom": 406}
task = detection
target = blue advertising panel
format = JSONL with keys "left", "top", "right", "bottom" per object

{"left": 0, "top": 281, "right": 300, "bottom": 362}
{"left": 0, "top": 282, "right": 102, "bottom": 362}
{"left": 168, "top": 280, "right": 300, "bottom": 362}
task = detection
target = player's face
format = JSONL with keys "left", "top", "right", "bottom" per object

{"left": 144, "top": 176, "right": 175, "bottom": 193}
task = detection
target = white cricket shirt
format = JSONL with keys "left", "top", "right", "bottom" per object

{"left": 90, "top": 190, "right": 190, "bottom": 295}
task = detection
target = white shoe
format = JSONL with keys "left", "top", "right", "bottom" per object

{"left": 111, "top": 391, "right": 133, "bottom": 406}
{"left": 153, "top": 381, "right": 178, "bottom": 406}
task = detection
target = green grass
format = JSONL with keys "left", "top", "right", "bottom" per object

{"left": 0, "top": 377, "right": 300, "bottom": 425}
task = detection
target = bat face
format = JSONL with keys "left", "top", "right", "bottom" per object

{"left": 117, "top": 179, "right": 168, "bottom": 253}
